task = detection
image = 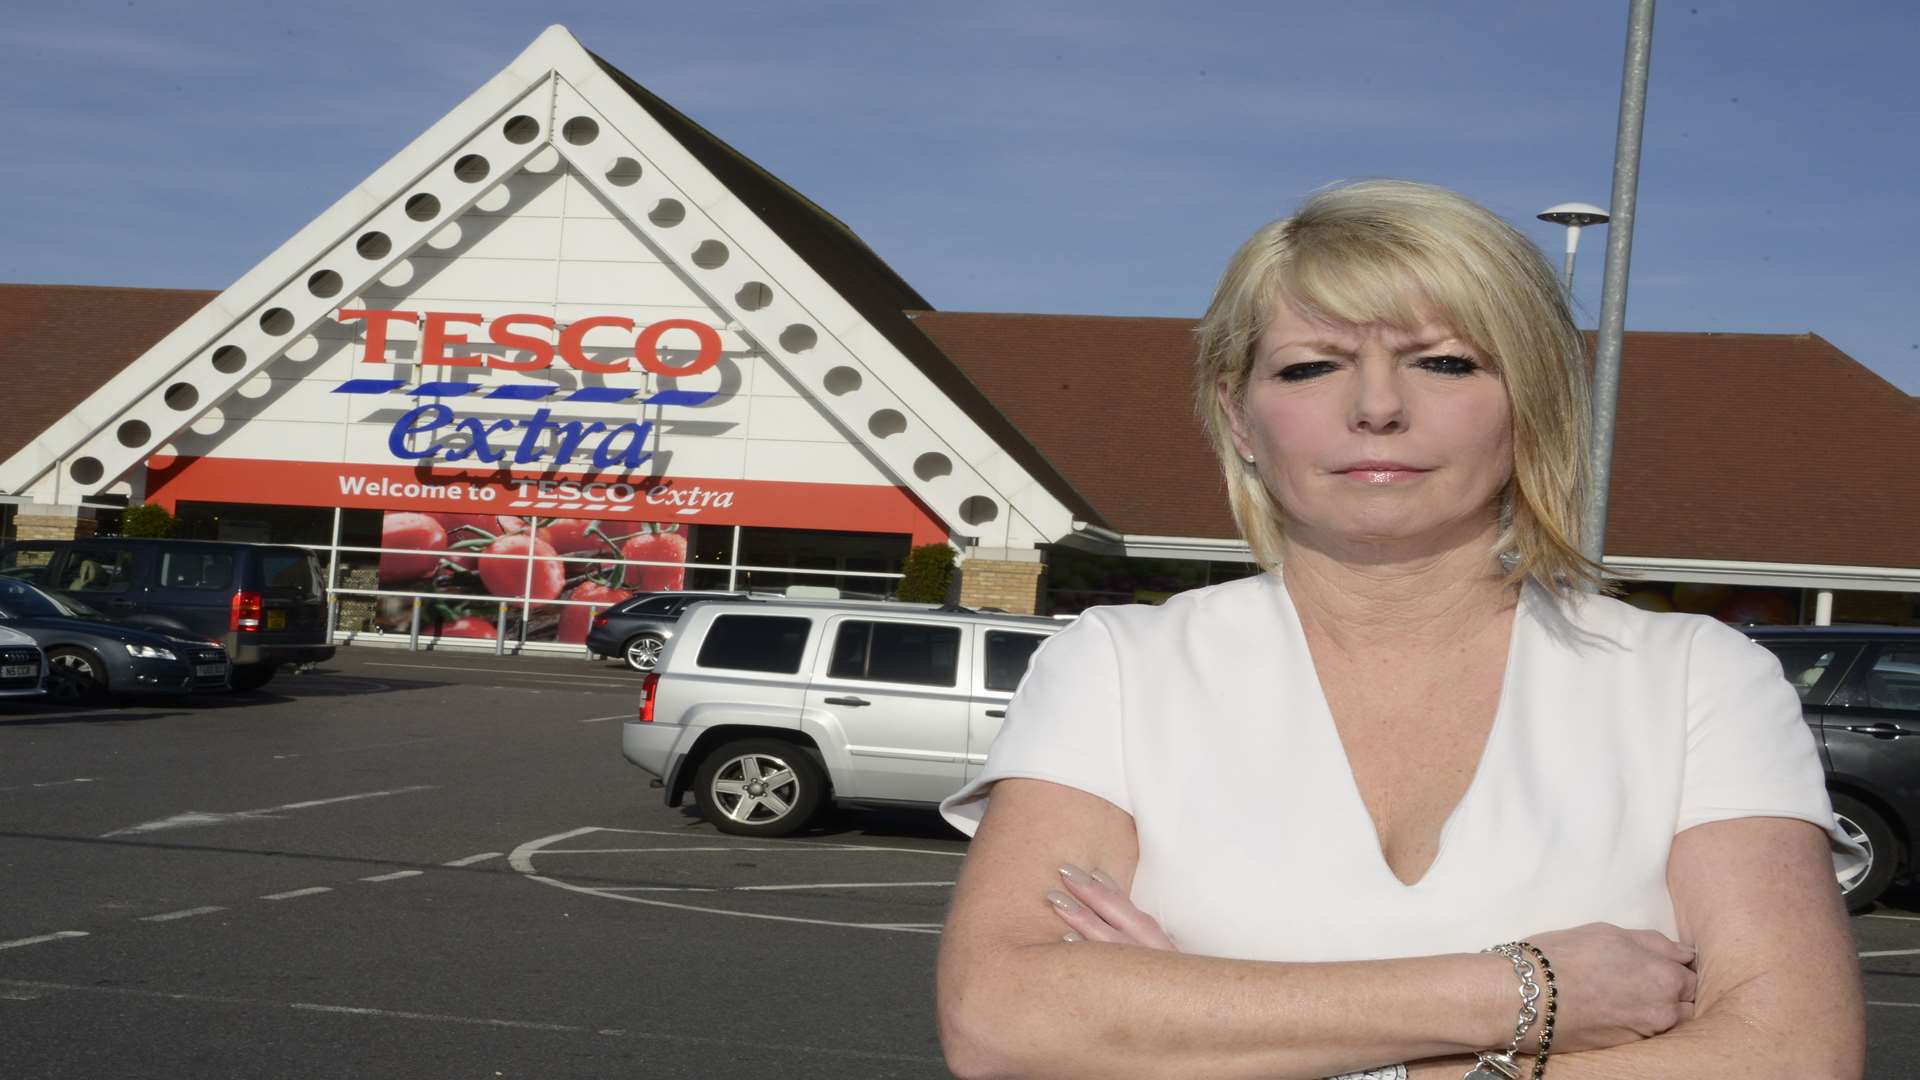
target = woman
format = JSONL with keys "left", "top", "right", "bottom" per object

{"left": 935, "top": 180, "right": 1865, "bottom": 1080}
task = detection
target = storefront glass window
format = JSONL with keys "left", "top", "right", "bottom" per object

{"left": 1044, "top": 545, "right": 1258, "bottom": 614}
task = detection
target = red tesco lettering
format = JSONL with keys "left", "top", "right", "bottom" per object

{"left": 337, "top": 310, "right": 722, "bottom": 378}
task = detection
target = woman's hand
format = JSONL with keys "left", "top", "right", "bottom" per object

{"left": 1520, "top": 923, "right": 1698, "bottom": 1053}
{"left": 1045, "top": 863, "right": 1177, "bottom": 950}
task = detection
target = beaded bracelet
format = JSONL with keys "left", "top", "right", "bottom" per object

{"left": 1517, "top": 942, "right": 1558, "bottom": 1079}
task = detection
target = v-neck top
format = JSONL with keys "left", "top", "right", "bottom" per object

{"left": 941, "top": 572, "right": 1863, "bottom": 963}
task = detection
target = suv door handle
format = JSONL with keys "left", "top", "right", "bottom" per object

{"left": 1844, "top": 722, "right": 1910, "bottom": 739}
{"left": 823, "top": 696, "right": 870, "bottom": 707}
{"left": 984, "top": 708, "right": 1006, "bottom": 718}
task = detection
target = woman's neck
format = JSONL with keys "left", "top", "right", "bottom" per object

{"left": 1277, "top": 527, "right": 1517, "bottom": 655}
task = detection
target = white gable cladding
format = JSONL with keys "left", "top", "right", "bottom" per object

{"left": 0, "top": 26, "right": 1073, "bottom": 548}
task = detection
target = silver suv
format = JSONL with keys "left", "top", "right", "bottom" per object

{"left": 621, "top": 598, "right": 1065, "bottom": 836}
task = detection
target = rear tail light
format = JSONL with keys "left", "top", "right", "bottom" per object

{"left": 230, "top": 590, "right": 264, "bottom": 632}
{"left": 592, "top": 614, "right": 609, "bottom": 628}
{"left": 638, "top": 672, "right": 659, "bottom": 723}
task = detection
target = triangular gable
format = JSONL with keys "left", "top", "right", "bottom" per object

{"left": 0, "top": 25, "right": 1078, "bottom": 547}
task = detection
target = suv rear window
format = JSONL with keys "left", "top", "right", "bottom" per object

{"left": 161, "top": 551, "right": 235, "bottom": 590}
{"left": 697, "top": 614, "right": 812, "bottom": 673}
{"left": 263, "top": 551, "right": 323, "bottom": 598}
{"left": 829, "top": 620, "right": 960, "bottom": 687}
{"left": 983, "top": 630, "right": 1049, "bottom": 692}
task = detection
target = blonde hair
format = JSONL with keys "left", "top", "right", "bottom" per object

{"left": 1195, "top": 179, "right": 1603, "bottom": 593}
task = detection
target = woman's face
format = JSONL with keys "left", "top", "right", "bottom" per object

{"left": 1221, "top": 301, "right": 1514, "bottom": 555}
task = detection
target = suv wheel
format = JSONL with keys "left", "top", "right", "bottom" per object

{"left": 230, "top": 663, "right": 278, "bottom": 692}
{"left": 47, "top": 648, "right": 108, "bottom": 703}
{"left": 623, "top": 633, "right": 667, "bottom": 673}
{"left": 1832, "top": 792, "right": 1898, "bottom": 913}
{"left": 692, "top": 739, "right": 825, "bottom": 837}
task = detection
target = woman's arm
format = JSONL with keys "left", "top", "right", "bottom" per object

{"left": 940, "top": 777, "right": 1567, "bottom": 1080}
{"left": 1492, "top": 816, "right": 1863, "bottom": 1080}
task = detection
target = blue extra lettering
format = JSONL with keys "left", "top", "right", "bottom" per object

{"left": 388, "top": 404, "right": 454, "bottom": 460}
{"left": 591, "top": 420, "right": 655, "bottom": 469}
{"left": 442, "top": 417, "right": 514, "bottom": 464}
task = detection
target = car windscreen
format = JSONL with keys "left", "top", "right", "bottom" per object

{"left": 0, "top": 577, "right": 80, "bottom": 618}
{"left": 263, "top": 551, "right": 324, "bottom": 599}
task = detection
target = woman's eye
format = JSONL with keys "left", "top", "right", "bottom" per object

{"left": 1418, "top": 354, "right": 1480, "bottom": 376}
{"left": 1275, "top": 361, "right": 1336, "bottom": 382}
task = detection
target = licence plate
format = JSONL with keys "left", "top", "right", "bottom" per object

{"left": 267, "top": 610, "right": 287, "bottom": 630}
{"left": 195, "top": 663, "right": 228, "bottom": 677}
{"left": 1, "top": 664, "right": 33, "bottom": 678}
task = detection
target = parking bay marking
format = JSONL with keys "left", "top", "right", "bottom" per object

{"left": 0, "top": 931, "right": 88, "bottom": 951}
{"left": 1858, "top": 948, "right": 1920, "bottom": 958}
{"left": 262, "top": 887, "right": 333, "bottom": 901}
{"left": 510, "top": 826, "right": 956, "bottom": 935}
{"left": 362, "top": 870, "right": 424, "bottom": 882}
{"left": 0, "top": 777, "right": 98, "bottom": 793}
{"left": 140, "top": 906, "right": 225, "bottom": 923}
{"left": 442, "top": 852, "right": 500, "bottom": 867}
{"left": 100, "top": 785, "right": 437, "bottom": 837}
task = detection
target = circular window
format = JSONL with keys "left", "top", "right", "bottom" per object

{"left": 453, "top": 154, "right": 490, "bottom": 183}
{"left": 913, "top": 452, "right": 953, "bottom": 481}
{"left": 607, "top": 157, "right": 642, "bottom": 186}
{"left": 648, "top": 199, "right": 686, "bottom": 227}
{"left": 211, "top": 345, "right": 247, "bottom": 373}
{"left": 259, "top": 308, "right": 295, "bottom": 336}
{"left": 691, "top": 240, "right": 729, "bottom": 269}
{"left": 779, "top": 325, "right": 818, "bottom": 353}
{"left": 735, "top": 281, "right": 773, "bottom": 311}
{"left": 959, "top": 496, "right": 999, "bottom": 526}
{"left": 823, "top": 367, "right": 861, "bottom": 396}
{"left": 116, "top": 420, "right": 151, "bottom": 448}
{"left": 867, "top": 409, "right": 906, "bottom": 439}
{"left": 405, "top": 193, "right": 441, "bottom": 221}
{"left": 164, "top": 382, "right": 200, "bottom": 411}
{"left": 306, "top": 270, "right": 342, "bottom": 298}
{"left": 69, "top": 457, "right": 104, "bottom": 485}
{"left": 562, "top": 117, "right": 599, "bottom": 145}
{"left": 356, "top": 231, "right": 392, "bottom": 259}
{"left": 502, "top": 115, "right": 540, "bottom": 144}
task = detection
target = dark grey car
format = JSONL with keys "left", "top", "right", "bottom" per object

{"left": 0, "top": 578, "right": 230, "bottom": 702}
{"left": 585, "top": 591, "right": 754, "bottom": 672}
{"left": 1746, "top": 625, "right": 1920, "bottom": 912}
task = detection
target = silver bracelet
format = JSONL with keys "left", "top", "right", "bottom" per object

{"left": 1327, "top": 1067, "right": 1407, "bottom": 1080}
{"left": 1463, "top": 943, "right": 1541, "bottom": 1080}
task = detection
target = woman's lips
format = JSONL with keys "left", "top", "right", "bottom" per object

{"left": 1335, "top": 463, "right": 1431, "bottom": 485}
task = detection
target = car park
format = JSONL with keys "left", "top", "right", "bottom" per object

{"left": 1746, "top": 625, "right": 1920, "bottom": 911}
{"left": 0, "top": 538, "right": 332, "bottom": 691}
{"left": 585, "top": 590, "right": 754, "bottom": 672}
{"left": 0, "top": 577, "right": 229, "bottom": 702}
{"left": 622, "top": 598, "right": 1063, "bottom": 836}
{"left": 0, "top": 624, "right": 47, "bottom": 698}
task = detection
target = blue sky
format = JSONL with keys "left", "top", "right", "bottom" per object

{"left": 4, "top": 1, "right": 1917, "bottom": 391}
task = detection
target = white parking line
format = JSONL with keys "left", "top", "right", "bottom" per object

{"left": 0, "top": 777, "right": 98, "bottom": 793}
{"left": 535, "top": 846, "right": 829, "bottom": 855}
{"left": 580, "top": 714, "right": 630, "bottom": 724}
{"left": 0, "top": 931, "right": 88, "bottom": 951}
{"left": 362, "top": 870, "right": 424, "bottom": 882}
{"left": 598, "top": 827, "right": 967, "bottom": 858}
{"left": 362, "top": 662, "right": 634, "bottom": 688}
{"left": 1858, "top": 948, "right": 1920, "bottom": 958}
{"left": 103, "top": 785, "right": 437, "bottom": 837}
{"left": 1863, "top": 912, "right": 1920, "bottom": 923}
{"left": 261, "top": 887, "right": 333, "bottom": 901}
{"left": 140, "top": 906, "right": 225, "bottom": 923}
{"left": 736, "top": 881, "right": 956, "bottom": 891}
{"left": 442, "top": 852, "right": 500, "bottom": 867}
{"left": 1868, "top": 1000, "right": 1920, "bottom": 1008}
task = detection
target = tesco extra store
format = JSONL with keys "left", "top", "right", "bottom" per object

{"left": 3, "top": 26, "right": 1917, "bottom": 652}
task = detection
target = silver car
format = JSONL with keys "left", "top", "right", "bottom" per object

{"left": 622, "top": 599, "right": 1063, "bottom": 836}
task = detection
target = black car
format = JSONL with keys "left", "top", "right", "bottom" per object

{"left": 1745, "top": 625, "right": 1920, "bottom": 911}
{"left": 0, "top": 626, "right": 46, "bottom": 698}
{"left": 0, "top": 538, "right": 332, "bottom": 690}
{"left": 586, "top": 591, "right": 754, "bottom": 672}
{"left": 0, "top": 578, "right": 230, "bottom": 702}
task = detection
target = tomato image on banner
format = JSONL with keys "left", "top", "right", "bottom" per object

{"left": 372, "top": 510, "right": 689, "bottom": 644}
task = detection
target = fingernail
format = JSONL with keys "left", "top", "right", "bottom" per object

{"left": 1046, "top": 889, "right": 1084, "bottom": 914}
{"left": 1062, "top": 931, "right": 1083, "bottom": 943}
{"left": 1058, "top": 863, "right": 1092, "bottom": 886}
{"left": 1090, "top": 869, "right": 1121, "bottom": 891}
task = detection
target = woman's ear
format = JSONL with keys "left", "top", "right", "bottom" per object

{"left": 1216, "top": 378, "right": 1254, "bottom": 461}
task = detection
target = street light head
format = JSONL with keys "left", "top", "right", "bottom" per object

{"left": 1538, "top": 201, "right": 1610, "bottom": 227}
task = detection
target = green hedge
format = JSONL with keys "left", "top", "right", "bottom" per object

{"left": 895, "top": 543, "right": 955, "bottom": 603}
{"left": 120, "top": 503, "right": 176, "bottom": 538}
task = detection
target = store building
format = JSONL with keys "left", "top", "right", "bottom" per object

{"left": 1, "top": 26, "right": 1915, "bottom": 650}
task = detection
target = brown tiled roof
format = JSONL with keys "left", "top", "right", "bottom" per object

{"left": 4, "top": 287, "right": 1913, "bottom": 571}
{"left": 916, "top": 311, "right": 1920, "bottom": 570}
{"left": 0, "top": 283, "right": 215, "bottom": 467}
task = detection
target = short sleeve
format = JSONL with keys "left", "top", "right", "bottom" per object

{"left": 938, "top": 609, "right": 1130, "bottom": 836}
{"left": 1678, "top": 619, "right": 1866, "bottom": 878}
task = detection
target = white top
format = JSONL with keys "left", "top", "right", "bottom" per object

{"left": 941, "top": 573, "right": 1863, "bottom": 963}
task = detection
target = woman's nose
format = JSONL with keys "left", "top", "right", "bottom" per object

{"left": 1349, "top": 368, "right": 1407, "bottom": 434}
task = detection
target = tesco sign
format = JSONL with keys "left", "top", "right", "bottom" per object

{"left": 338, "top": 309, "right": 723, "bottom": 376}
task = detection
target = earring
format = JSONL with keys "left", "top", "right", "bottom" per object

{"left": 1243, "top": 454, "right": 1256, "bottom": 464}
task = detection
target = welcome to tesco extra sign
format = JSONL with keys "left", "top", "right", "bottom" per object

{"left": 336, "top": 309, "right": 723, "bottom": 470}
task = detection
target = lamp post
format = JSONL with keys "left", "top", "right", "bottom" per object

{"left": 1537, "top": 202, "right": 1610, "bottom": 291}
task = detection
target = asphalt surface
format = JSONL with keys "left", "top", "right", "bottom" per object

{"left": 2, "top": 645, "right": 1917, "bottom": 1078}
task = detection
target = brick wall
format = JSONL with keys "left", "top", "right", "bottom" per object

{"left": 957, "top": 557, "right": 1046, "bottom": 615}
{"left": 13, "top": 513, "right": 96, "bottom": 541}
